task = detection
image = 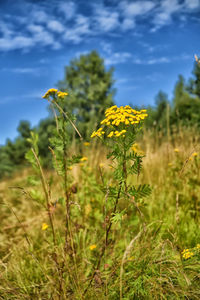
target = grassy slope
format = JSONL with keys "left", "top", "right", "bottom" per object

{"left": 0, "top": 129, "right": 200, "bottom": 299}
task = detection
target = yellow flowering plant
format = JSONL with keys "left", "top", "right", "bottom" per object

{"left": 85, "top": 105, "right": 151, "bottom": 293}
{"left": 91, "top": 105, "right": 150, "bottom": 193}
{"left": 182, "top": 244, "right": 200, "bottom": 260}
{"left": 26, "top": 89, "right": 84, "bottom": 296}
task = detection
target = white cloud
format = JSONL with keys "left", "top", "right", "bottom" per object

{"left": 31, "top": 10, "right": 48, "bottom": 24}
{"left": 105, "top": 52, "right": 132, "bottom": 65}
{"left": 132, "top": 56, "right": 170, "bottom": 65}
{"left": 147, "top": 57, "right": 170, "bottom": 64}
{"left": 47, "top": 20, "right": 65, "bottom": 33}
{"left": 2, "top": 67, "right": 43, "bottom": 75}
{"left": 184, "top": 0, "right": 200, "bottom": 9}
{"left": 58, "top": 2, "right": 76, "bottom": 20}
{"left": 27, "top": 24, "right": 44, "bottom": 34}
{"left": 152, "top": 0, "right": 182, "bottom": 30}
{"left": 131, "top": 53, "right": 191, "bottom": 65}
{"left": 121, "top": 18, "right": 135, "bottom": 30}
{"left": 0, "top": 21, "right": 13, "bottom": 37}
{"left": 63, "top": 15, "right": 90, "bottom": 43}
{"left": 0, "top": 0, "right": 199, "bottom": 52}
{"left": 101, "top": 41, "right": 112, "bottom": 54}
{"left": 93, "top": 6, "right": 120, "bottom": 32}
{"left": 120, "top": 1, "right": 155, "bottom": 17}
{"left": 0, "top": 36, "right": 34, "bottom": 51}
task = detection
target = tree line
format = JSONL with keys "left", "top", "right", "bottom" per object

{"left": 0, "top": 50, "right": 200, "bottom": 178}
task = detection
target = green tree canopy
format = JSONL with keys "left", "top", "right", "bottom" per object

{"left": 171, "top": 74, "right": 200, "bottom": 127}
{"left": 190, "top": 62, "right": 200, "bottom": 98}
{"left": 58, "top": 50, "right": 115, "bottom": 138}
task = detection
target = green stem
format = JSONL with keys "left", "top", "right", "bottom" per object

{"left": 84, "top": 181, "right": 122, "bottom": 296}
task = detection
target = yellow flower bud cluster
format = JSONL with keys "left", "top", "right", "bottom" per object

{"left": 107, "top": 130, "right": 126, "bottom": 138}
{"left": 57, "top": 91, "right": 68, "bottom": 99}
{"left": 43, "top": 88, "right": 68, "bottom": 99}
{"left": 182, "top": 243, "right": 200, "bottom": 260}
{"left": 91, "top": 105, "right": 148, "bottom": 139}
{"left": 181, "top": 248, "right": 194, "bottom": 259}
{"left": 91, "top": 127, "right": 105, "bottom": 138}
{"left": 80, "top": 156, "right": 88, "bottom": 162}
{"left": 89, "top": 244, "right": 97, "bottom": 251}
{"left": 102, "top": 105, "right": 148, "bottom": 126}
{"left": 189, "top": 152, "right": 198, "bottom": 161}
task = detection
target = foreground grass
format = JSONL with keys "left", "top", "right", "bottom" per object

{"left": 0, "top": 129, "right": 200, "bottom": 299}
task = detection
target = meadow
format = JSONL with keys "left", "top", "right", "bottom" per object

{"left": 0, "top": 90, "right": 200, "bottom": 299}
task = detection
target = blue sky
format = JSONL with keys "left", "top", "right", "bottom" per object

{"left": 0, "top": 0, "right": 200, "bottom": 145}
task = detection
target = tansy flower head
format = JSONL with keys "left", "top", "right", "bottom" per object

{"left": 42, "top": 223, "right": 48, "bottom": 230}
{"left": 42, "top": 88, "right": 58, "bottom": 99}
{"left": 84, "top": 142, "right": 90, "bottom": 146}
{"left": 91, "top": 105, "right": 148, "bottom": 139}
{"left": 174, "top": 148, "right": 179, "bottom": 153}
{"left": 57, "top": 91, "right": 68, "bottom": 99}
{"left": 89, "top": 244, "right": 97, "bottom": 251}
{"left": 42, "top": 89, "right": 68, "bottom": 100}
{"left": 192, "top": 152, "right": 198, "bottom": 157}
{"left": 80, "top": 157, "right": 88, "bottom": 162}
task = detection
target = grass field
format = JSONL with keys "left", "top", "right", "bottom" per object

{"left": 0, "top": 124, "right": 200, "bottom": 299}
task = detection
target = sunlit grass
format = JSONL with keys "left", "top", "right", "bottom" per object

{"left": 0, "top": 126, "right": 200, "bottom": 299}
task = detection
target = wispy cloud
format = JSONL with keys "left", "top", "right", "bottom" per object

{"left": 105, "top": 52, "right": 132, "bottom": 65}
{"left": 2, "top": 67, "right": 42, "bottom": 75}
{"left": 120, "top": 1, "right": 156, "bottom": 17}
{"left": 152, "top": 0, "right": 182, "bottom": 31}
{"left": 185, "top": 0, "right": 200, "bottom": 10}
{"left": 0, "top": 0, "right": 199, "bottom": 52}
{"left": 93, "top": 5, "right": 120, "bottom": 32}
{"left": 63, "top": 14, "right": 91, "bottom": 43}
{"left": 47, "top": 20, "right": 65, "bottom": 33}
{"left": 0, "top": 92, "right": 43, "bottom": 104}
{"left": 132, "top": 53, "right": 191, "bottom": 65}
{"left": 58, "top": 1, "right": 76, "bottom": 20}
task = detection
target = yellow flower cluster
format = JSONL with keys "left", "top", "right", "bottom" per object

{"left": 91, "top": 105, "right": 148, "bottom": 138}
{"left": 80, "top": 156, "right": 88, "bottom": 162}
{"left": 57, "top": 91, "right": 68, "bottom": 99}
{"left": 89, "top": 244, "right": 97, "bottom": 251}
{"left": 189, "top": 152, "right": 198, "bottom": 161}
{"left": 182, "top": 248, "right": 194, "bottom": 259}
{"left": 43, "top": 88, "right": 68, "bottom": 99}
{"left": 42, "top": 223, "right": 48, "bottom": 231}
{"left": 84, "top": 142, "right": 90, "bottom": 146}
{"left": 107, "top": 129, "right": 126, "bottom": 138}
{"left": 102, "top": 105, "right": 148, "bottom": 126}
{"left": 91, "top": 127, "right": 105, "bottom": 138}
{"left": 131, "top": 143, "right": 144, "bottom": 155}
{"left": 182, "top": 243, "right": 200, "bottom": 260}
